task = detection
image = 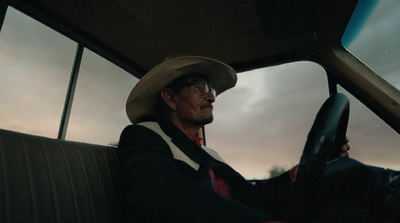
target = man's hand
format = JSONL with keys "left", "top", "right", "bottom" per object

{"left": 339, "top": 136, "right": 350, "bottom": 158}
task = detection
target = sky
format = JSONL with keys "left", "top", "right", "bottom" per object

{"left": 0, "top": 1, "right": 399, "bottom": 179}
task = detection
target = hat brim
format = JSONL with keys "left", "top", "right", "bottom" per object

{"left": 126, "top": 56, "right": 237, "bottom": 124}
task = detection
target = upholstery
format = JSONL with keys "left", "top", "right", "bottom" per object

{"left": 0, "top": 129, "right": 120, "bottom": 223}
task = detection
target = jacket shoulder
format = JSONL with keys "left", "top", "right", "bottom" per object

{"left": 118, "top": 124, "right": 172, "bottom": 156}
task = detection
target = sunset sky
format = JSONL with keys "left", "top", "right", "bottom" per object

{"left": 1, "top": 1, "right": 399, "bottom": 179}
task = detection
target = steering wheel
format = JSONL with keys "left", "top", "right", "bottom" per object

{"left": 294, "top": 93, "right": 350, "bottom": 187}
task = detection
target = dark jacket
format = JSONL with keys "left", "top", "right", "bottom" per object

{"left": 118, "top": 121, "right": 294, "bottom": 223}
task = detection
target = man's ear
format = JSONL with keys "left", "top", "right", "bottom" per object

{"left": 160, "top": 88, "right": 177, "bottom": 111}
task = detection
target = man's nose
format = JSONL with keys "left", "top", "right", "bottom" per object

{"left": 205, "top": 91, "right": 215, "bottom": 103}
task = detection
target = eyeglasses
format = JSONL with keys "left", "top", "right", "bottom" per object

{"left": 187, "top": 80, "right": 216, "bottom": 97}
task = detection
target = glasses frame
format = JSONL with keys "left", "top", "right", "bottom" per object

{"left": 187, "top": 80, "right": 216, "bottom": 97}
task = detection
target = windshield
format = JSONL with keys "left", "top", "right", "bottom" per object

{"left": 342, "top": 0, "right": 400, "bottom": 89}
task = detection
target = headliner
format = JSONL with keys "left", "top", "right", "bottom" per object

{"left": 7, "top": 0, "right": 357, "bottom": 78}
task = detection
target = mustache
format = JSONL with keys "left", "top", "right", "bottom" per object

{"left": 200, "top": 104, "right": 213, "bottom": 109}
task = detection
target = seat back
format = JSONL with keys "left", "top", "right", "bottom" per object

{"left": 0, "top": 129, "right": 120, "bottom": 223}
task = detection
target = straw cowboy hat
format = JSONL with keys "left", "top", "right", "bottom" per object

{"left": 126, "top": 56, "right": 237, "bottom": 124}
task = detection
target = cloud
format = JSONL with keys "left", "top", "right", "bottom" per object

{"left": 204, "top": 1, "right": 400, "bottom": 179}
{"left": 347, "top": 0, "right": 400, "bottom": 79}
{"left": 0, "top": 8, "right": 137, "bottom": 145}
{"left": 207, "top": 62, "right": 331, "bottom": 178}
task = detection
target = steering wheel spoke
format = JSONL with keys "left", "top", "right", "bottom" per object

{"left": 294, "top": 93, "right": 350, "bottom": 188}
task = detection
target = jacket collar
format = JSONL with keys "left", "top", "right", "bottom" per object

{"left": 158, "top": 121, "right": 214, "bottom": 170}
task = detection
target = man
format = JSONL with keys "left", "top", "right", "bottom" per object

{"left": 118, "top": 56, "right": 399, "bottom": 222}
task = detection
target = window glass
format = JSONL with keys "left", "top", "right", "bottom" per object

{"left": 208, "top": 61, "right": 400, "bottom": 180}
{"left": 66, "top": 49, "right": 138, "bottom": 145}
{"left": 337, "top": 86, "right": 400, "bottom": 171}
{"left": 342, "top": 0, "right": 400, "bottom": 89}
{"left": 207, "top": 62, "right": 329, "bottom": 179}
{"left": 0, "top": 7, "right": 76, "bottom": 137}
{"left": 340, "top": 0, "right": 400, "bottom": 171}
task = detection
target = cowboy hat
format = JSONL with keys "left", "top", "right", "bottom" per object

{"left": 126, "top": 56, "right": 237, "bottom": 124}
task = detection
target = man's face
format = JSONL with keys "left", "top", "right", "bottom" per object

{"left": 172, "top": 75, "right": 216, "bottom": 126}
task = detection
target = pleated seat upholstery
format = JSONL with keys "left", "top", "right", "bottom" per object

{"left": 0, "top": 129, "right": 121, "bottom": 223}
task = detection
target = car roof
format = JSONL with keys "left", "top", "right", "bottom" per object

{"left": 10, "top": 0, "right": 356, "bottom": 77}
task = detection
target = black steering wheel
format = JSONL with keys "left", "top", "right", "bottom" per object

{"left": 292, "top": 93, "right": 400, "bottom": 222}
{"left": 294, "top": 93, "right": 350, "bottom": 187}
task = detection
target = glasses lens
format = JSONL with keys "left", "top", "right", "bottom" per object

{"left": 188, "top": 80, "right": 216, "bottom": 97}
{"left": 202, "top": 81, "right": 216, "bottom": 97}
{"left": 210, "top": 87, "right": 216, "bottom": 97}
{"left": 196, "top": 81, "right": 207, "bottom": 94}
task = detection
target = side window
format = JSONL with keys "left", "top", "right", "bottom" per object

{"left": 338, "top": 86, "right": 400, "bottom": 170}
{"left": 0, "top": 7, "right": 76, "bottom": 138}
{"left": 207, "top": 62, "right": 329, "bottom": 179}
{"left": 65, "top": 50, "right": 137, "bottom": 145}
{"left": 0, "top": 7, "right": 138, "bottom": 144}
